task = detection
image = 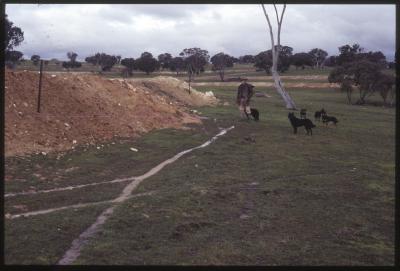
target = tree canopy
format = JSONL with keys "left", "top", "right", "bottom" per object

{"left": 179, "top": 47, "right": 210, "bottom": 75}
{"left": 210, "top": 52, "right": 234, "bottom": 81}
{"left": 5, "top": 15, "right": 24, "bottom": 52}
{"left": 158, "top": 53, "right": 173, "bottom": 70}
{"left": 254, "top": 45, "right": 293, "bottom": 74}
{"left": 85, "top": 53, "right": 118, "bottom": 71}
{"left": 31, "top": 55, "right": 41, "bottom": 65}
{"left": 239, "top": 55, "right": 255, "bottom": 64}
{"left": 63, "top": 52, "right": 82, "bottom": 69}
{"left": 308, "top": 48, "right": 328, "bottom": 68}
{"left": 329, "top": 44, "right": 393, "bottom": 105}
{"left": 169, "top": 57, "right": 185, "bottom": 74}
{"left": 120, "top": 58, "right": 135, "bottom": 76}
{"left": 5, "top": 15, "right": 24, "bottom": 67}
{"left": 135, "top": 52, "right": 160, "bottom": 75}
{"left": 291, "top": 52, "right": 313, "bottom": 69}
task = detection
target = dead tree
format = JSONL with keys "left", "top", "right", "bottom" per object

{"left": 261, "top": 4, "right": 296, "bottom": 109}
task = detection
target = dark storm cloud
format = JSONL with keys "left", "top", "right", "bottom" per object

{"left": 5, "top": 4, "right": 396, "bottom": 61}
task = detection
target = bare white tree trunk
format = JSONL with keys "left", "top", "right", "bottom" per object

{"left": 262, "top": 4, "right": 296, "bottom": 110}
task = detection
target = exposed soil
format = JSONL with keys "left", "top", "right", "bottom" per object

{"left": 5, "top": 71, "right": 217, "bottom": 157}
{"left": 123, "top": 76, "right": 218, "bottom": 107}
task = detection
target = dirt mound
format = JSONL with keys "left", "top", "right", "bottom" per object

{"left": 5, "top": 71, "right": 202, "bottom": 157}
{"left": 125, "top": 76, "right": 218, "bottom": 107}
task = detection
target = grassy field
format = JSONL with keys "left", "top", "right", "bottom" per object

{"left": 4, "top": 70, "right": 395, "bottom": 265}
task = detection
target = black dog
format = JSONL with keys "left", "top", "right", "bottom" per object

{"left": 245, "top": 108, "right": 260, "bottom": 121}
{"left": 314, "top": 108, "right": 326, "bottom": 121}
{"left": 288, "top": 112, "right": 316, "bottom": 135}
{"left": 300, "top": 109, "right": 307, "bottom": 119}
{"left": 322, "top": 115, "right": 338, "bottom": 125}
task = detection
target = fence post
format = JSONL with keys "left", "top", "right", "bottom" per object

{"left": 37, "top": 60, "right": 44, "bottom": 113}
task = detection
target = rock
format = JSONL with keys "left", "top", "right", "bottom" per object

{"left": 130, "top": 147, "right": 138, "bottom": 152}
{"left": 23, "top": 102, "right": 28, "bottom": 107}
{"left": 72, "top": 140, "right": 77, "bottom": 144}
{"left": 41, "top": 152, "right": 47, "bottom": 155}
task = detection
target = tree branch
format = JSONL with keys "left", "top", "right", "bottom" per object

{"left": 261, "top": 4, "right": 276, "bottom": 67}
{"left": 276, "top": 4, "right": 286, "bottom": 48}
{"left": 273, "top": 4, "right": 280, "bottom": 26}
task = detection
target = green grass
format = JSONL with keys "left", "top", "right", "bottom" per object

{"left": 5, "top": 73, "right": 395, "bottom": 265}
{"left": 5, "top": 205, "right": 108, "bottom": 265}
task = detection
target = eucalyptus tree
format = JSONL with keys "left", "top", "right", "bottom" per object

{"left": 261, "top": 4, "right": 296, "bottom": 109}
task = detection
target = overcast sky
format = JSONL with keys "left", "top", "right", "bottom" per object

{"left": 5, "top": 4, "right": 396, "bottom": 61}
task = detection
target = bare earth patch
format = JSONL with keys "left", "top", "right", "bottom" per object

{"left": 5, "top": 71, "right": 219, "bottom": 157}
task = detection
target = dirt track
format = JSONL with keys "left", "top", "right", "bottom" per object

{"left": 57, "top": 126, "right": 234, "bottom": 265}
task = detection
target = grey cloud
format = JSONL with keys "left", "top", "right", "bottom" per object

{"left": 5, "top": 4, "right": 396, "bottom": 61}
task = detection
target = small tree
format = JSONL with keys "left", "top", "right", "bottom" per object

{"left": 329, "top": 56, "right": 395, "bottom": 105}
{"left": 67, "top": 52, "right": 78, "bottom": 63}
{"left": 308, "top": 48, "right": 328, "bottom": 69}
{"left": 85, "top": 53, "right": 118, "bottom": 72}
{"left": 254, "top": 46, "right": 292, "bottom": 74}
{"left": 135, "top": 52, "right": 160, "bottom": 75}
{"left": 158, "top": 53, "right": 173, "bottom": 70}
{"left": 31, "top": 55, "right": 41, "bottom": 65}
{"left": 169, "top": 57, "right": 185, "bottom": 75}
{"left": 64, "top": 52, "right": 81, "bottom": 70}
{"left": 179, "top": 48, "right": 210, "bottom": 93}
{"left": 210, "top": 52, "right": 234, "bottom": 81}
{"left": 120, "top": 58, "right": 135, "bottom": 77}
{"left": 291, "top": 52, "right": 313, "bottom": 69}
{"left": 254, "top": 51, "right": 273, "bottom": 73}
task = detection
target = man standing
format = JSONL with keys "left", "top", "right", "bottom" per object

{"left": 236, "top": 78, "right": 254, "bottom": 119}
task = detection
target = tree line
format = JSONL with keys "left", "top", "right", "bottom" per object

{"left": 4, "top": 14, "right": 396, "bottom": 106}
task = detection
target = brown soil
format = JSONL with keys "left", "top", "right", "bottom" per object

{"left": 5, "top": 71, "right": 216, "bottom": 157}
{"left": 123, "top": 76, "right": 218, "bottom": 107}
